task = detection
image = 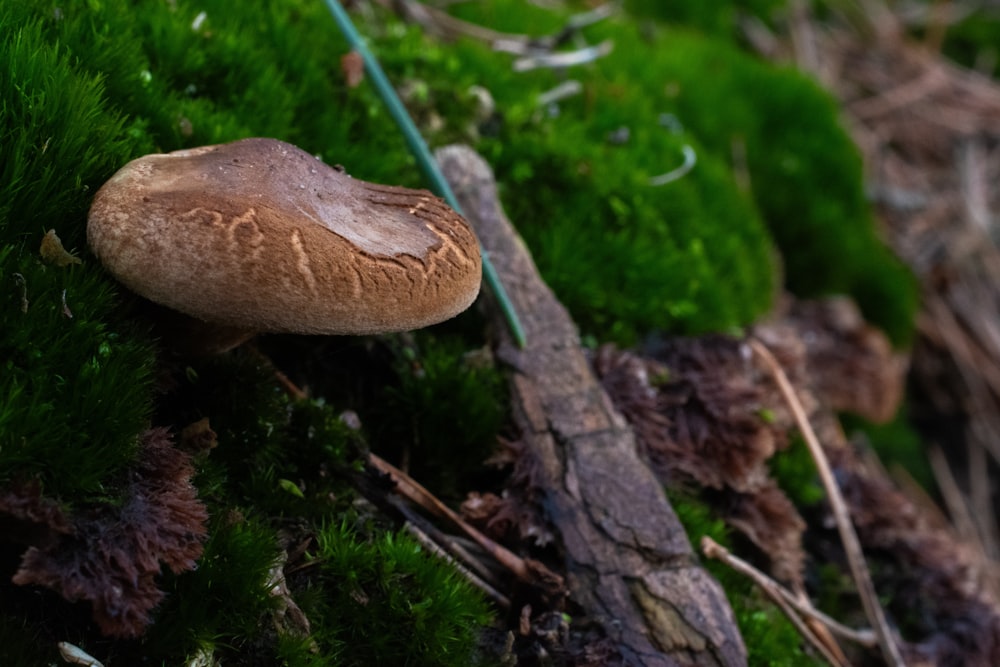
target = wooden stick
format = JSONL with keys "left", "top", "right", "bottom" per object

{"left": 701, "top": 536, "right": 877, "bottom": 649}
{"left": 403, "top": 521, "right": 511, "bottom": 608}
{"left": 750, "top": 339, "right": 906, "bottom": 667}
{"left": 368, "top": 452, "right": 559, "bottom": 586}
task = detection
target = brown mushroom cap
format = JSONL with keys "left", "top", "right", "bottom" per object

{"left": 87, "top": 138, "right": 481, "bottom": 335}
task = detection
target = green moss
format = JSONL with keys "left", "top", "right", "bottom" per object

{"left": 610, "top": 22, "right": 918, "bottom": 345}
{"left": 415, "top": 5, "right": 779, "bottom": 343}
{"left": 0, "top": 5, "right": 156, "bottom": 502}
{"left": 142, "top": 515, "right": 284, "bottom": 660}
{"left": 770, "top": 437, "right": 826, "bottom": 509}
{"left": 312, "top": 522, "right": 492, "bottom": 667}
{"left": 909, "top": 5, "right": 1000, "bottom": 77}
{"left": 440, "top": 2, "right": 916, "bottom": 345}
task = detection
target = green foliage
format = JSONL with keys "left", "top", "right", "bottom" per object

{"left": 313, "top": 522, "right": 492, "bottom": 667}
{"left": 444, "top": 1, "right": 916, "bottom": 344}
{"left": 168, "top": 351, "right": 356, "bottom": 513}
{"left": 668, "top": 491, "right": 826, "bottom": 667}
{"left": 906, "top": 4, "right": 1000, "bottom": 77}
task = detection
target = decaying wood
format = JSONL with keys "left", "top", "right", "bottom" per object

{"left": 437, "top": 145, "right": 747, "bottom": 667}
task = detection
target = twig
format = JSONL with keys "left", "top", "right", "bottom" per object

{"left": 512, "top": 40, "right": 614, "bottom": 72}
{"left": 387, "top": 492, "right": 504, "bottom": 589}
{"left": 928, "top": 445, "right": 985, "bottom": 551}
{"left": 403, "top": 520, "right": 511, "bottom": 608}
{"left": 368, "top": 452, "right": 560, "bottom": 587}
{"left": 386, "top": 0, "right": 528, "bottom": 45}
{"left": 750, "top": 339, "right": 906, "bottom": 667}
{"left": 922, "top": 0, "right": 953, "bottom": 53}
{"left": 702, "top": 536, "right": 874, "bottom": 666}
{"left": 649, "top": 145, "right": 697, "bottom": 186}
{"left": 536, "top": 80, "right": 583, "bottom": 107}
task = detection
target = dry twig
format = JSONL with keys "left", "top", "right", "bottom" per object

{"left": 701, "top": 535, "right": 877, "bottom": 664}
{"left": 750, "top": 339, "right": 906, "bottom": 667}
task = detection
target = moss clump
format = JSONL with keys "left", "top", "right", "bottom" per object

{"left": 433, "top": 3, "right": 778, "bottom": 344}
{"left": 769, "top": 436, "right": 825, "bottom": 509}
{"left": 841, "top": 410, "right": 935, "bottom": 492}
{"left": 141, "top": 515, "right": 284, "bottom": 659}
{"left": 596, "top": 20, "right": 918, "bottom": 346}
{"left": 0, "top": 6, "right": 156, "bottom": 502}
{"left": 311, "top": 522, "right": 492, "bottom": 667}
{"left": 443, "top": 2, "right": 916, "bottom": 345}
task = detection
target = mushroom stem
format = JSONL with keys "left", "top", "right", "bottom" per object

{"left": 322, "top": 0, "right": 527, "bottom": 348}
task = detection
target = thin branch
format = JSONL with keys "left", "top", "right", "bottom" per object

{"left": 750, "top": 338, "right": 906, "bottom": 667}
{"left": 403, "top": 521, "right": 511, "bottom": 608}
{"left": 512, "top": 40, "right": 614, "bottom": 72}
{"left": 701, "top": 536, "right": 878, "bottom": 649}
{"left": 649, "top": 145, "right": 697, "bottom": 186}
{"left": 702, "top": 538, "right": 849, "bottom": 667}
{"left": 368, "top": 452, "right": 561, "bottom": 588}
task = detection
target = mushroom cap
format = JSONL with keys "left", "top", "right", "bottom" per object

{"left": 87, "top": 138, "right": 481, "bottom": 335}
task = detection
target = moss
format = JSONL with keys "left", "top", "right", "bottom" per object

{"left": 312, "top": 521, "right": 492, "bottom": 667}
{"left": 141, "top": 514, "right": 284, "bottom": 660}
{"left": 0, "top": 6, "right": 157, "bottom": 502}
{"left": 424, "top": 4, "right": 780, "bottom": 344}
{"left": 909, "top": 6, "right": 1000, "bottom": 77}
{"left": 413, "top": 1, "right": 917, "bottom": 345}
{"left": 368, "top": 334, "right": 508, "bottom": 499}
{"left": 608, "top": 22, "right": 918, "bottom": 345}
{"left": 770, "top": 437, "right": 825, "bottom": 509}
{"left": 623, "top": 0, "right": 787, "bottom": 36}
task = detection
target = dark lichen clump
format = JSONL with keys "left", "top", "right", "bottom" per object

{"left": 1, "top": 0, "right": 918, "bottom": 664}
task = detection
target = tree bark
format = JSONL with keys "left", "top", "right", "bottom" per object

{"left": 437, "top": 145, "right": 747, "bottom": 667}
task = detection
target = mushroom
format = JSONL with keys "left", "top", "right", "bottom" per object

{"left": 87, "top": 138, "right": 482, "bottom": 349}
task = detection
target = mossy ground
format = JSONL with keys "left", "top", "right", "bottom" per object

{"left": 1, "top": 0, "right": 919, "bottom": 664}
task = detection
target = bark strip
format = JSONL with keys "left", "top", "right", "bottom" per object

{"left": 437, "top": 145, "right": 747, "bottom": 667}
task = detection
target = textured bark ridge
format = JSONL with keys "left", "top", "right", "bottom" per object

{"left": 437, "top": 145, "right": 747, "bottom": 667}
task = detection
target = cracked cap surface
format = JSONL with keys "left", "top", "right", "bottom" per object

{"left": 87, "top": 138, "right": 482, "bottom": 334}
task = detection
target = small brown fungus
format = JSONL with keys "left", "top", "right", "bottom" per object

{"left": 86, "top": 138, "right": 482, "bottom": 344}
